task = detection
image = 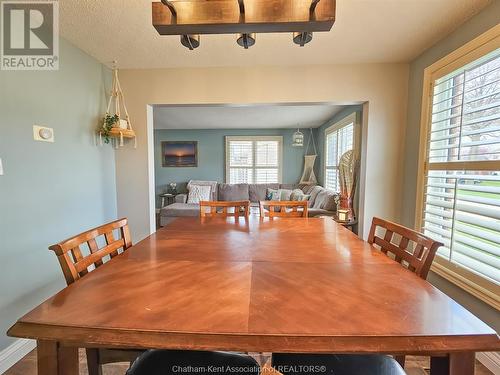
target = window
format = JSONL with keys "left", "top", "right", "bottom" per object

{"left": 225, "top": 136, "right": 282, "bottom": 184}
{"left": 416, "top": 27, "right": 500, "bottom": 307}
{"left": 324, "top": 113, "right": 358, "bottom": 192}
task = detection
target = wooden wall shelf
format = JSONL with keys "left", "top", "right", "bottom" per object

{"left": 108, "top": 128, "right": 136, "bottom": 138}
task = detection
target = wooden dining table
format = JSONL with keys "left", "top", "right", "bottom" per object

{"left": 8, "top": 217, "right": 499, "bottom": 375}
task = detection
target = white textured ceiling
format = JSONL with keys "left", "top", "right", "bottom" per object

{"left": 60, "top": 0, "right": 491, "bottom": 69}
{"left": 153, "top": 104, "right": 346, "bottom": 129}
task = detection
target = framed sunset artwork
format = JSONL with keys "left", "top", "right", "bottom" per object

{"left": 161, "top": 141, "right": 198, "bottom": 167}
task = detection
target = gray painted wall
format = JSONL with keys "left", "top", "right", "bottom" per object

{"left": 0, "top": 39, "right": 116, "bottom": 350}
{"left": 401, "top": 2, "right": 500, "bottom": 332}
{"left": 154, "top": 128, "right": 319, "bottom": 204}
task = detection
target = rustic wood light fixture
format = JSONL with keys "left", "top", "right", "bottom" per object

{"left": 153, "top": 0, "right": 336, "bottom": 50}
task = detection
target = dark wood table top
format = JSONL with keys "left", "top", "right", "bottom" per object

{"left": 8, "top": 217, "right": 499, "bottom": 354}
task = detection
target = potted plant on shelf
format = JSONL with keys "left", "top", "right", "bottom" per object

{"left": 101, "top": 114, "right": 119, "bottom": 144}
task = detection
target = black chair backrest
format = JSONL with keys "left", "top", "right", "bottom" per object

{"left": 127, "top": 350, "right": 260, "bottom": 375}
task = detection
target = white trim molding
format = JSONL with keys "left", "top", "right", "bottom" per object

{"left": 0, "top": 339, "right": 36, "bottom": 374}
{"left": 431, "top": 258, "right": 500, "bottom": 311}
{"left": 477, "top": 352, "right": 500, "bottom": 374}
{"left": 146, "top": 105, "right": 156, "bottom": 236}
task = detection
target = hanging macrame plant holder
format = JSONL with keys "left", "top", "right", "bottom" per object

{"left": 299, "top": 128, "right": 318, "bottom": 184}
{"left": 98, "top": 65, "right": 136, "bottom": 149}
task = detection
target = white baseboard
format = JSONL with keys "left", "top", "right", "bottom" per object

{"left": 477, "top": 352, "right": 500, "bottom": 375}
{"left": 0, "top": 339, "right": 36, "bottom": 374}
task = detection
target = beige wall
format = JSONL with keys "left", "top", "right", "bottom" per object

{"left": 118, "top": 64, "right": 409, "bottom": 241}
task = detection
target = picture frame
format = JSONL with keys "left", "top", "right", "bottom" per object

{"left": 161, "top": 141, "right": 198, "bottom": 167}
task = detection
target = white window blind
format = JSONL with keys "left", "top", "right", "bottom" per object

{"left": 421, "top": 48, "right": 500, "bottom": 285}
{"left": 226, "top": 136, "right": 282, "bottom": 184}
{"left": 325, "top": 115, "right": 355, "bottom": 192}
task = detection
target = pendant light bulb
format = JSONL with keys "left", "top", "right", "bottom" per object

{"left": 293, "top": 32, "right": 313, "bottom": 47}
{"left": 236, "top": 33, "right": 256, "bottom": 49}
{"left": 180, "top": 34, "right": 200, "bottom": 50}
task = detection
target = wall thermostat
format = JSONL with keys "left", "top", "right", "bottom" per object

{"left": 33, "top": 125, "right": 54, "bottom": 142}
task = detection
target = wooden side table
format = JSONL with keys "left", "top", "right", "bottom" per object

{"left": 159, "top": 193, "right": 177, "bottom": 208}
{"left": 332, "top": 215, "right": 358, "bottom": 232}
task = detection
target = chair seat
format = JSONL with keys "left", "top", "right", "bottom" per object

{"left": 127, "top": 350, "right": 260, "bottom": 375}
{"left": 272, "top": 353, "right": 406, "bottom": 375}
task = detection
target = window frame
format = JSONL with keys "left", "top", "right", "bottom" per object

{"left": 225, "top": 135, "right": 283, "bottom": 184}
{"left": 323, "top": 112, "right": 360, "bottom": 192}
{"left": 415, "top": 24, "right": 500, "bottom": 310}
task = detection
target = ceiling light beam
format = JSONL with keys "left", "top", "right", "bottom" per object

{"left": 153, "top": 0, "right": 335, "bottom": 35}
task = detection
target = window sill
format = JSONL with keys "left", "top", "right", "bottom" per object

{"left": 431, "top": 256, "right": 500, "bottom": 311}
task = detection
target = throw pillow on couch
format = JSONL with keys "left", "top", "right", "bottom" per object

{"left": 187, "top": 184, "right": 212, "bottom": 204}
{"left": 266, "top": 188, "right": 292, "bottom": 201}
{"left": 290, "top": 188, "right": 310, "bottom": 202}
{"left": 265, "top": 188, "right": 310, "bottom": 202}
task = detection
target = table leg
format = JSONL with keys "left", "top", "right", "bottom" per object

{"left": 37, "top": 340, "right": 79, "bottom": 375}
{"left": 430, "top": 352, "right": 475, "bottom": 375}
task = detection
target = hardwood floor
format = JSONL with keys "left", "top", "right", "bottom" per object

{"left": 4, "top": 349, "right": 493, "bottom": 375}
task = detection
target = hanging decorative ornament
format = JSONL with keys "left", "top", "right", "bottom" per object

{"left": 300, "top": 128, "right": 318, "bottom": 184}
{"left": 292, "top": 128, "right": 304, "bottom": 147}
{"left": 98, "top": 61, "right": 137, "bottom": 148}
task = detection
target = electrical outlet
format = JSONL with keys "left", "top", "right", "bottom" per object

{"left": 33, "top": 125, "right": 54, "bottom": 142}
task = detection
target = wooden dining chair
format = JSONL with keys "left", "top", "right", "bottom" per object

{"left": 368, "top": 217, "right": 443, "bottom": 280}
{"left": 368, "top": 216, "right": 443, "bottom": 368}
{"left": 49, "top": 218, "right": 143, "bottom": 375}
{"left": 199, "top": 200, "right": 250, "bottom": 217}
{"left": 259, "top": 201, "right": 308, "bottom": 218}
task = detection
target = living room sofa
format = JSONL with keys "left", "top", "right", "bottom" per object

{"left": 159, "top": 182, "right": 337, "bottom": 227}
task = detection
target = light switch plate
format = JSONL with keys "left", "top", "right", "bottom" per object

{"left": 0, "top": 158, "right": 3, "bottom": 175}
{"left": 33, "top": 125, "right": 54, "bottom": 142}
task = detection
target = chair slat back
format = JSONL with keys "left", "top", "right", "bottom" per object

{"left": 259, "top": 201, "right": 308, "bottom": 218}
{"left": 49, "top": 218, "right": 132, "bottom": 285}
{"left": 368, "top": 217, "right": 442, "bottom": 279}
{"left": 199, "top": 201, "right": 250, "bottom": 218}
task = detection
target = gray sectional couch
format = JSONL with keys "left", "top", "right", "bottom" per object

{"left": 159, "top": 182, "right": 337, "bottom": 227}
